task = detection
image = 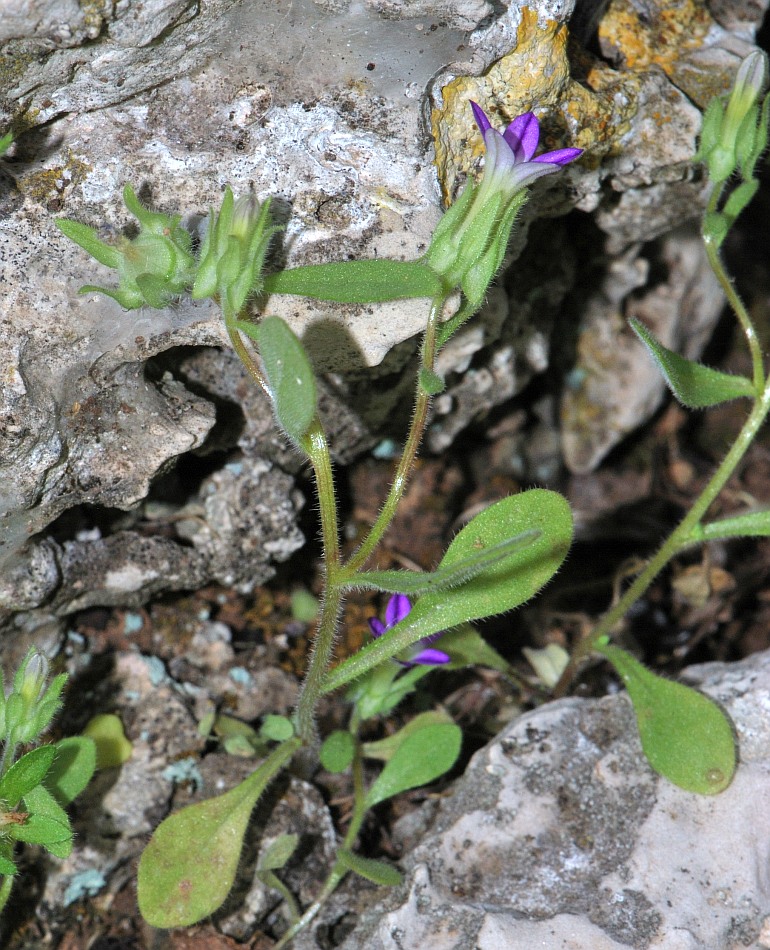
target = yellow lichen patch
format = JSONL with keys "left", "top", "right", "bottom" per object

{"left": 599, "top": 0, "right": 712, "bottom": 74}
{"left": 17, "top": 149, "right": 92, "bottom": 205}
{"left": 599, "top": 0, "right": 732, "bottom": 107}
{"left": 431, "top": 7, "right": 640, "bottom": 202}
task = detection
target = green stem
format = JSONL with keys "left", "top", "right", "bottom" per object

{"left": 0, "top": 873, "right": 12, "bottom": 917}
{"left": 260, "top": 870, "right": 301, "bottom": 923}
{"left": 345, "top": 295, "right": 445, "bottom": 573}
{"left": 223, "top": 307, "right": 270, "bottom": 397}
{"left": 703, "top": 186, "right": 765, "bottom": 392}
{"left": 294, "top": 418, "right": 343, "bottom": 744}
{"left": 554, "top": 371, "right": 770, "bottom": 697}
{"left": 273, "top": 723, "right": 368, "bottom": 949}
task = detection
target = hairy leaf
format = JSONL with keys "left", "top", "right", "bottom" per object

{"left": 0, "top": 747, "right": 56, "bottom": 807}
{"left": 631, "top": 319, "right": 753, "bottom": 407}
{"left": 598, "top": 644, "right": 736, "bottom": 794}
{"left": 137, "top": 737, "right": 300, "bottom": 927}
{"left": 264, "top": 260, "right": 443, "bottom": 303}
{"left": 323, "top": 490, "right": 571, "bottom": 693}
{"left": 337, "top": 849, "right": 403, "bottom": 886}
{"left": 236, "top": 317, "right": 317, "bottom": 444}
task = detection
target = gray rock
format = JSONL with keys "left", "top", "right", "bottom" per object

{"left": 337, "top": 648, "right": 770, "bottom": 950}
{"left": 0, "top": 0, "right": 765, "bottom": 618}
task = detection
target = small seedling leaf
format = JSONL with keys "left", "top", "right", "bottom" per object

{"left": 258, "top": 833, "right": 299, "bottom": 871}
{"left": 236, "top": 317, "right": 317, "bottom": 444}
{"left": 264, "top": 260, "right": 443, "bottom": 303}
{"left": 337, "top": 849, "right": 403, "bottom": 886}
{"left": 598, "top": 644, "right": 736, "bottom": 795}
{"left": 362, "top": 710, "right": 453, "bottom": 762}
{"left": 631, "top": 319, "right": 753, "bottom": 407}
{"left": 83, "top": 714, "right": 132, "bottom": 770}
{"left": 320, "top": 731, "right": 356, "bottom": 773}
{"left": 259, "top": 715, "right": 294, "bottom": 742}
{"left": 0, "top": 746, "right": 56, "bottom": 807}
{"left": 365, "top": 723, "right": 461, "bottom": 808}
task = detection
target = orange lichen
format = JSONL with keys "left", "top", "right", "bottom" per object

{"left": 599, "top": 0, "right": 713, "bottom": 75}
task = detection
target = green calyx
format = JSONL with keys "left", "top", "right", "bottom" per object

{"left": 423, "top": 181, "right": 528, "bottom": 310}
{"left": 192, "top": 187, "right": 281, "bottom": 314}
{"left": 57, "top": 184, "right": 197, "bottom": 310}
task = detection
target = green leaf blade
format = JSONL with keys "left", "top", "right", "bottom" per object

{"left": 630, "top": 318, "right": 754, "bottom": 407}
{"left": 56, "top": 219, "right": 122, "bottom": 269}
{"left": 323, "top": 490, "right": 571, "bottom": 694}
{"left": 599, "top": 644, "right": 736, "bottom": 795}
{"left": 236, "top": 317, "right": 318, "bottom": 444}
{"left": 264, "top": 260, "right": 443, "bottom": 303}
{"left": 258, "top": 833, "right": 299, "bottom": 871}
{"left": 364, "top": 723, "right": 461, "bottom": 808}
{"left": 337, "top": 849, "right": 403, "bottom": 886}
{"left": 320, "top": 731, "right": 356, "bottom": 773}
{"left": 137, "top": 737, "right": 300, "bottom": 927}
{"left": 45, "top": 736, "right": 98, "bottom": 802}
{"left": 0, "top": 747, "right": 56, "bottom": 807}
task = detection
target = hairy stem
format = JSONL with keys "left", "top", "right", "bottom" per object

{"left": 703, "top": 186, "right": 765, "bottom": 392}
{"left": 346, "top": 295, "right": 445, "bottom": 573}
{"left": 294, "top": 419, "right": 343, "bottom": 744}
{"left": 554, "top": 372, "right": 770, "bottom": 697}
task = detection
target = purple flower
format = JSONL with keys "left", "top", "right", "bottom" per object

{"left": 424, "top": 102, "right": 582, "bottom": 309}
{"left": 470, "top": 101, "right": 583, "bottom": 198}
{"left": 368, "top": 594, "right": 450, "bottom": 667}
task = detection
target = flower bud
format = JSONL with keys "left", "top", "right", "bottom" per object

{"left": 698, "top": 50, "right": 769, "bottom": 184}
{"left": 192, "top": 187, "right": 281, "bottom": 315}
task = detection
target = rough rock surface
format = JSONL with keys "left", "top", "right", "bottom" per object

{"left": 335, "top": 648, "right": 770, "bottom": 950}
{"left": 0, "top": 0, "right": 766, "bottom": 620}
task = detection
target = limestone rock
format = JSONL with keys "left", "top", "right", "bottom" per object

{"left": 337, "top": 648, "right": 770, "bottom": 950}
{"left": 0, "top": 0, "right": 765, "bottom": 618}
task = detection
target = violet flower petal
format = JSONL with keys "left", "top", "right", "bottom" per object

{"left": 503, "top": 112, "right": 539, "bottom": 162}
{"left": 533, "top": 147, "right": 584, "bottom": 166}
{"left": 411, "top": 648, "right": 451, "bottom": 666}
{"left": 368, "top": 617, "right": 386, "bottom": 637}
{"left": 385, "top": 593, "right": 412, "bottom": 628}
{"left": 470, "top": 100, "right": 492, "bottom": 135}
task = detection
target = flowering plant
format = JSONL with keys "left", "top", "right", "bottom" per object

{"left": 51, "top": 56, "right": 769, "bottom": 941}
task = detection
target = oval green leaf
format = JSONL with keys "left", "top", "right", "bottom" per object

{"left": 264, "top": 260, "right": 443, "bottom": 303}
{"left": 598, "top": 644, "right": 736, "bottom": 795}
{"left": 320, "top": 731, "right": 356, "bottom": 773}
{"left": 258, "top": 833, "right": 299, "bottom": 871}
{"left": 323, "top": 489, "right": 571, "bottom": 693}
{"left": 236, "top": 316, "right": 317, "bottom": 444}
{"left": 83, "top": 714, "right": 131, "bottom": 770}
{"left": 365, "top": 722, "right": 461, "bottom": 808}
{"left": 337, "top": 849, "right": 403, "bottom": 886}
{"left": 137, "top": 737, "right": 300, "bottom": 927}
